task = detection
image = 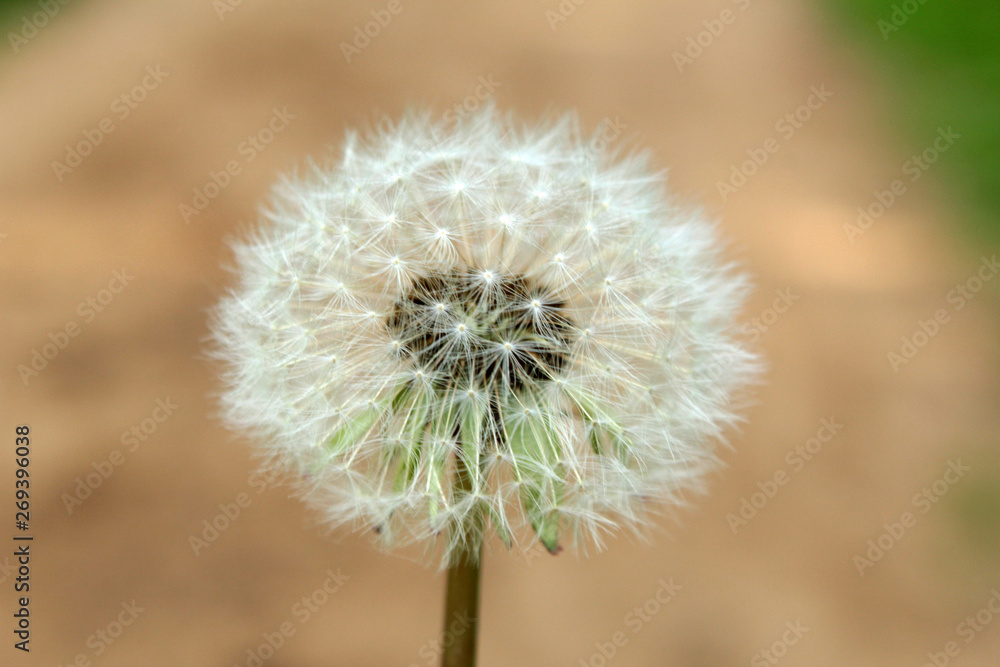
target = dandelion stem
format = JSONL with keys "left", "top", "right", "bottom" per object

{"left": 441, "top": 452, "right": 482, "bottom": 667}
{"left": 441, "top": 545, "right": 481, "bottom": 667}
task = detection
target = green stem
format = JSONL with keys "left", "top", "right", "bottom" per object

{"left": 442, "top": 447, "right": 483, "bottom": 667}
{"left": 441, "top": 546, "right": 482, "bottom": 667}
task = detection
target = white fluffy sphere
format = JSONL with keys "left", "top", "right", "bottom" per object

{"left": 211, "top": 107, "right": 757, "bottom": 565}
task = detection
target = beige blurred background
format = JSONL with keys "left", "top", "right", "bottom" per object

{"left": 1, "top": 0, "right": 999, "bottom": 665}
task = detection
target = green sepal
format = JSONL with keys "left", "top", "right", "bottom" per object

{"left": 458, "top": 394, "right": 486, "bottom": 492}
{"left": 506, "top": 407, "right": 563, "bottom": 554}
{"left": 328, "top": 383, "right": 411, "bottom": 456}
{"left": 522, "top": 483, "right": 561, "bottom": 554}
{"left": 427, "top": 451, "right": 447, "bottom": 528}
{"left": 564, "top": 385, "right": 631, "bottom": 461}
{"left": 393, "top": 390, "right": 430, "bottom": 492}
{"left": 425, "top": 402, "right": 456, "bottom": 529}
{"left": 327, "top": 400, "right": 388, "bottom": 455}
{"left": 486, "top": 501, "right": 513, "bottom": 548}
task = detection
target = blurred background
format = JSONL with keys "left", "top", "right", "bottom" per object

{"left": 1, "top": 0, "right": 998, "bottom": 665}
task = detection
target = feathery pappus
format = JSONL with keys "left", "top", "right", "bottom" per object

{"left": 210, "top": 106, "right": 758, "bottom": 566}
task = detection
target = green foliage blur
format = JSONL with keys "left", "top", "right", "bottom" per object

{"left": 818, "top": 0, "right": 1000, "bottom": 248}
{"left": 0, "top": 0, "right": 78, "bottom": 48}
{"left": 0, "top": 0, "right": 49, "bottom": 24}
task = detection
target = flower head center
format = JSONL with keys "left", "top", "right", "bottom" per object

{"left": 387, "top": 269, "right": 574, "bottom": 393}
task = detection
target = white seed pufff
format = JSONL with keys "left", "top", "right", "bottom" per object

{"left": 211, "top": 107, "right": 757, "bottom": 566}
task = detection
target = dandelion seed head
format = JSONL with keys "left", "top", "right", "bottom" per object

{"left": 210, "top": 106, "right": 758, "bottom": 567}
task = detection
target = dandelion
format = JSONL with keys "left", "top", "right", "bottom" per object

{"left": 211, "top": 106, "right": 757, "bottom": 666}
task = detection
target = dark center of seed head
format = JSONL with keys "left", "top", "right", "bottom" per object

{"left": 387, "top": 270, "right": 574, "bottom": 392}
